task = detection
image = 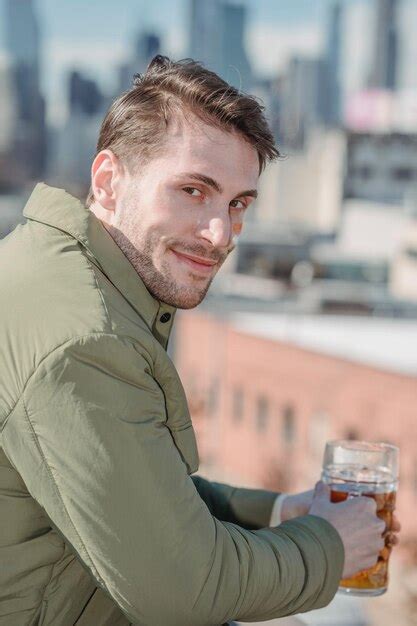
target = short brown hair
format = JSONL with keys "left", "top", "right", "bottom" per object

{"left": 86, "top": 55, "right": 279, "bottom": 207}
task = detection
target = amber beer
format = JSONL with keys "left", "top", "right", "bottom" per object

{"left": 321, "top": 441, "right": 399, "bottom": 596}
{"left": 329, "top": 478, "right": 396, "bottom": 593}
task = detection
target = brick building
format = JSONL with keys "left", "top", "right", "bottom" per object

{"left": 173, "top": 307, "right": 417, "bottom": 553}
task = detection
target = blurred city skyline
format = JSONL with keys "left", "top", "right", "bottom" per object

{"left": 0, "top": 0, "right": 385, "bottom": 126}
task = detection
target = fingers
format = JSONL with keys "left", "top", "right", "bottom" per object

{"left": 363, "top": 539, "right": 385, "bottom": 569}
{"left": 385, "top": 531, "right": 400, "bottom": 547}
{"left": 377, "top": 537, "right": 385, "bottom": 552}
{"left": 361, "top": 499, "right": 401, "bottom": 538}
{"left": 376, "top": 519, "right": 386, "bottom": 535}
{"left": 380, "top": 514, "right": 401, "bottom": 539}
{"left": 352, "top": 496, "right": 380, "bottom": 521}
{"left": 363, "top": 554, "right": 380, "bottom": 570}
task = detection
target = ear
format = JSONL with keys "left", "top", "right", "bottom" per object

{"left": 90, "top": 149, "right": 124, "bottom": 215}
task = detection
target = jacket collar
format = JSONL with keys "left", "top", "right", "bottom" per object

{"left": 23, "top": 182, "right": 177, "bottom": 349}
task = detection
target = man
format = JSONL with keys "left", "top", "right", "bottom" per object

{"left": 0, "top": 56, "right": 399, "bottom": 626}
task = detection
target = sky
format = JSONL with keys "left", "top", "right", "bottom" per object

{"left": 0, "top": 0, "right": 367, "bottom": 126}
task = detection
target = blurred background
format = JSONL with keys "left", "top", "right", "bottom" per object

{"left": 1, "top": 1, "right": 417, "bottom": 624}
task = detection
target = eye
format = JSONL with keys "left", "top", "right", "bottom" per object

{"left": 230, "top": 198, "right": 246, "bottom": 210}
{"left": 183, "top": 187, "right": 202, "bottom": 197}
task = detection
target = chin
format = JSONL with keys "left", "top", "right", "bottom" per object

{"left": 144, "top": 264, "right": 213, "bottom": 308}
{"left": 164, "top": 290, "right": 206, "bottom": 309}
{"left": 163, "top": 283, "right": 211, "bottom": 309}
{"left": 175, "top": 298, "right": 203, "bottom": 310}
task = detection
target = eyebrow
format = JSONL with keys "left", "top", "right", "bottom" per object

{"left": 177, "top": 172, "right": 258, "bottom": 199}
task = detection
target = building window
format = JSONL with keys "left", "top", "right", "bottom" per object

{"left": 232, "top": 386, "right": 244, "bottom": 423}
{"left": 345, "top": 428, "right": 360, "bottom": 441}
{"left": 355, "top": 165, "right": 374, "bottom": 180}
{"left": 413, "top": 460, "right": 417, "bottom": 499}
{"left": 391, "top": 167, "right": 413, "bottom": 181}
{"left": 206, "top": 378, "right": 219, "bottom": 417}
{"left": 309, "top": 410, "right": 330, "bottom": 459}
{"left": 406, "top": 247, "right": 417, "bottom": 261}
{"left": 282, "top": 404, "right": 296, "bottom": 444}
{"left": 256, "top": 394, "right": 269, "bottom": 432}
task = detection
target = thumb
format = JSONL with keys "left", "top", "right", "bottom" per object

{"left": 314, "top": 480, "right": 330, "bottom": 500}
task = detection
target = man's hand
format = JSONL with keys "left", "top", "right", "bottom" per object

{"left": 280, "top": 489, "right": 315, "bottom": 522}
{"left": 281, "top": 482, "right": 401, "bottom": 547}
{"left": 308, "top": 482, "right": 400, "bottom": 579}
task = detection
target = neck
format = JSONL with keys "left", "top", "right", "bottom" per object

{"left": 89, "top": 202, "right": 112, "bottom": 226}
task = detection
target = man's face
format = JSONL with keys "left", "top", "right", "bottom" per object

{"left": 106, "top": 114, "right": 259, "bottom": 309}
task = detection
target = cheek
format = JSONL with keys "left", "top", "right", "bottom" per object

{"left": 154, "top": 195, "right": 191, "bottom": 230}
{"left": 232, "top": 222, "right": 243, "bottom": 236}
{"left": 231, "top": 211, "right": 244, "bottom": 236}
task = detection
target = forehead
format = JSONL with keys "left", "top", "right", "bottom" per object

{"left": 159, "top": 113, "right": 260, "bottom": 187}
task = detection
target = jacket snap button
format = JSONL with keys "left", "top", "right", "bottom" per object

{"left": 159, "top": 312, "right": 171, "bottom": 323}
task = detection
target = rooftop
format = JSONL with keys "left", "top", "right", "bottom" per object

{"left": 230, "top": 312, "right": 417, "bottom": 377}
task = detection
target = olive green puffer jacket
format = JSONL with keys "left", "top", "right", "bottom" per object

{"left": 0, "top": 183, "right": 344, "bottom": 625}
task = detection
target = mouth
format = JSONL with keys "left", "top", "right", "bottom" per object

{"left": 170, "top": 249, "right": 218, "bottom": 275}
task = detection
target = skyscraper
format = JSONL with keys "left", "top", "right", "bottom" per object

{"left": 340, "top": 1, "right": 375, "bottom": 102}
{"left": 5, "top": 0, "right": 46, "bottom": 181}
{"left": 321, "top": 1, "right": 342, "bottom": 126}
{"left": 118, "top": 31, "right": 161, "bottom": 92}
{"left": 396, "top": 0, "right": 417, "bottom": 90}
{"left": 368, "top": 0, "right": 399, "bottom": 90}
{"left": 0, "top": 54, "right": 19, "bottom": 191}
{"left": 280, "top": 56, "right": 326, "bottom": 150}
{"left": 0, "top": 56, "right": 16, "bottom": 154}
{"left": 69, "top": 71, "right": 103, "bottom": 117}
{"left": 219, "top": 3, "right": 252, "bottom": 89}
{"left": 189, "top": 0, "right": 223, "bottom": 77}
{"left": 189, "top": 0, "right": 252, "bottom": 90}
{"left": 135, "top": 32, "right": 160, "bottom": 71}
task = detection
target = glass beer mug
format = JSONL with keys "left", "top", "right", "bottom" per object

{"left": 321, "top": 440, "right": 399, "bottom": 596}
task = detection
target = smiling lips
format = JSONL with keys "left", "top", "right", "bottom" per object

{"left": 171, "top": 249, "right": 218, "bottom": 274}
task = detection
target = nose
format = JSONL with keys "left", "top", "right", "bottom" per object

{"left": 197, "top": 215, "right": 232, "bottom": 250}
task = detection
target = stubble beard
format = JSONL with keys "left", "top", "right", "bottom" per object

{"left": 106, "top": 212, "right": 217, "bottom": 310}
